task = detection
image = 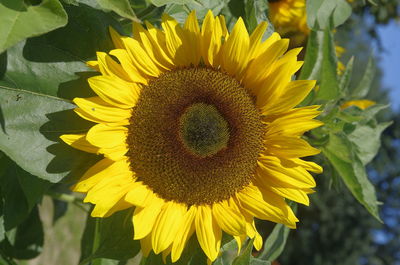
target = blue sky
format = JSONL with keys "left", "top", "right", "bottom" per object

{"left": 376, "top": 22, "right": 400, "bottom": 111}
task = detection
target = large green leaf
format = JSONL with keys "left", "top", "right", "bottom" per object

{"left": 351, "top": 55, "right": 376, "bottom": 98}
{"left": 322, "top": 133, "right": 381, "bottom": 221}
{"left": 150, "top": 0, "right": 192, "bottom": 7}
{"left": 347, "top": 122, "right": 391, "bottom": 166}
{"left": 231, "top": 238, "right": 254, "bottom": 265}
{"left": 2, "top": 3, "right": 121, "bottom": 97}
{"left": 0, "top": 4, "right": 123, "bottom": 182}
{"left": 0, "top": 0, "right": 67, "bottom": 53}
{"left": 228, "top": 0, "right": 268, "bottom": 33}
{"left": 0, "top": 206, "right": 43, "bottom": 259}
{"left": 231, "top": 238, "right": 269, "bottom": 265}
{"left": 79, "top": 209, "right": 140, "bottom": 264}
{"left": 214, "top": 237, "right": 239, "bottom": 265}
{"left": 257, "top": 224, "right": 290, "bottom": 262}
{"left": 315, "top": 29, "right": 340, "bottom": 101}
{"left": 0, "top": 155, "right": 50, "bottom": 230}
{"left": 306, "top": 0, "right": 352, "bottom": 30}
{"left": 339, "top": 56, "right": 354, "bottom": 95}
{"left": 95, "top": 0, "right": 138, "bottom": 20}
{"left": 0, "top": 85, "right": 97, "bottom": 183}
{"left": 298, "top": 30, "right": 324, "bottom": 81}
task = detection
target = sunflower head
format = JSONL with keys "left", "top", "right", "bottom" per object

{"left": 268, "top": 0, "right": 309, "bottom": 47}
{"left": 61, "top": 10, "right": 323, "bottom": 263}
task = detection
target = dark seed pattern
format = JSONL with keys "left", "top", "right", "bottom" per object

{"left": 126, "top": 67, "right": 264, "bottom": 205}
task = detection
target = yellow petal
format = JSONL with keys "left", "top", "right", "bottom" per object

{"left": 291, "top": 158, "right": 323, "bottom": 174}
{"left": 243, "top": 39, "right": 289, "bottom": 93}
{"left": 73, "top": 158, "right": 131, "bottom": 192}
{"left": 251, "top": 32, "right": 281, "bottom": 59}
{"left": 144, "top": 21, "right": 175, "bottom": 67}
{"left": 340, "top": 99, "right": 376, "bottom": 110}
{"left": 86, "top": 123, "right": 128, "bottom": 149}
{"left": 265, "top": 105, "right": 323, "bottom": 136}
{"left": 133, "top": 196, "right": 164, "bottom": 240}
{"left": 109, "top": 49, "right": 148, "bottom": 84}
{"left": 161, "top": 14, "right": 198, "bottom": 66}
{"left": 88, "top": 75, "right": 140, "bottom": 108}
{"left": 264, "top": 135, "right": 321, "bottom": 158}
{"left": 85, "top": 170, "right": 135, "bottom": 217}
{"left": 95, "top": 52, "right": 131, "bottom": 81}
{"left": 152, "top": 202, "right": 187, "bottom": 254}
{"left": 201, "top": 11, "right": 224, "bottom": 67}
{"left": 260, "top": 80, "right": 317, "bottom": 115}
{"left": 255, "top": 178, "right": 310, "bottom": 205}
{"left": 171, "top": 206, "right": 196, "bottom": 262}
{"left": 60, "top": 133, "right": 99, "bottom": 153}
{"left": 109, "top": 27, "right": 125, "bottom": 49}
{"left": 122, "top": 37, "right": 162, "bottom": 77}
{"left": 89, "top": 180, "right": 136, "bottom": 217}
{"left": 236, "top": 185, "right": 298, "bottom": 228}
{"left": 247, "top": 221, "right": 263, "bottom": 251}
{"left": 233, "top": 235, "right": 246, "bottom": 254}
{"left": 195, "top": 205, "right": 222, "bottom": 261}
{"left": 125, "top": 181, "right": 154, "bottom": 207}
{"left": 220, "top": 17, "right": 250, "bottom": 77}
{"left": 86, "top": 60, "right": 99, "bottom": 71}
{"left": 212, "top": 200, "right": 246, "bottom": 235}
{"left": 100, "top": 144, "right": 129, "bottom": 161}
{"left": 183, "top": 10, "right": 201, "bottom": 65}
{"left": 257, "top": 156, "right": 316, "bottom": 188}
{"left": 74, "top": 97, "right": 131, "bottom": 125}
{"left": 132, "top": 22, "right": 172, "bottom": 70}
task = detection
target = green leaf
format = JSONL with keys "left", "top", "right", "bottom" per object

{"left": 315, "top": 29, "right": 340, "bottom": 101}
{"left": 0, "top": 191, "right": 4, "bottom": 242}
{"left": 250, "top": 258, "right": 270, "bottom": 265}
{"left": 331, "top": 0, "right": 352, "bottom": 28}
{"left": 232, "top": 238, "right": 254, "bottom": 265}
{"left": 0, "top": 155, "right": 50, "bottom": 230}
{"left": 351, "top": 55, "right": 376, "bottom": 98}
{"left": 339, "top": 56, "right": 354, "bottom": 95}
{"left": 322, "top": 133, "right": 381, "bottom": 221}
{"left": 257, "top": 224, "right": 290, "bottom": 262}
{"left": 243, "top": 0, "right": 268, "bottom": 33}
{"left": 0, "top": 85, "right": 97, "bottom": 183}
{"left": 299, "top": 30, "right": 324, "bottom": 81}
{"left": 0, "top": 206, "right": 43, "bottom": 259}
{"left": 2, "top": 2, "right": 122, "bottom": 97}
{"left": 79, "top": 209, "right": 140, "bottom": 264}
{"left": 214, "top": 238, "right": 238, "bottom": 265}
{"left": 0, "top": 4, "right": 122, "bottom": 182}
{"left": 0, "top": 0, "right": 68, "bottom": 53}
{"left": 306, "top": 0, "right": 324, "bottom": 29}
{"left": 348, "top": 122, "right": 391, "bottom": 165}
{"left": 150, "top": 0, "right": 192, "bottom": 7}
{"left": 306, "top": 0, "right": 352, "bottom": 30}
{"left": 95, "top": 0, "right": 138, "bottom": 20}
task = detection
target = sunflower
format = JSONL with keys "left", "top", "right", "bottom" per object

{"left": 268, "top": 0, "right": 309, "bottom": 47}
{"left": 61, "top": 11, "right": 323, "bottom": 262}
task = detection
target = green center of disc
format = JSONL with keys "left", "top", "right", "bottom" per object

{"left": 179, "top": 103, "right": 230, "bottom": 157}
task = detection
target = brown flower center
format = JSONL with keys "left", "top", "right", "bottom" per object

{"left": 126, "top": 67, "right": 264, "bottom": 205}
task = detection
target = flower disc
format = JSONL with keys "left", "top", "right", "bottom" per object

{"left": 126, "top": 67, "right": 264, "bottom": 205}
